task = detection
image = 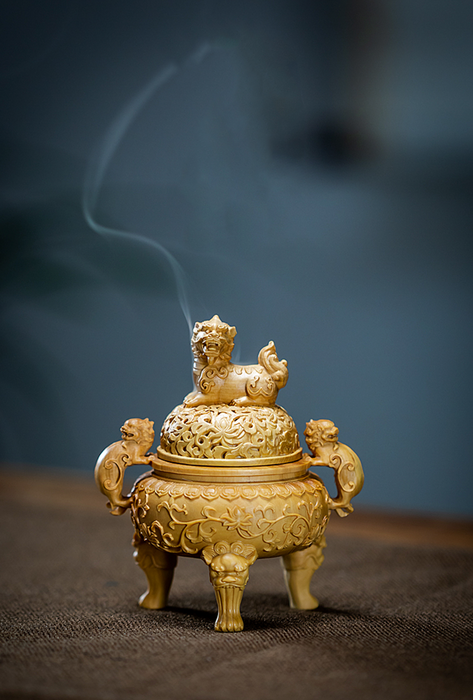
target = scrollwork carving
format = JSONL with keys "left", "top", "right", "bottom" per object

{"left": 133, "top": 474, "right": 324, "bottom": 502}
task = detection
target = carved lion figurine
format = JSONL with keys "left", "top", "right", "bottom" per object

{"left": 304, "top": 419, "right": 364, "bottom": 517}
{"left": 184, "top": 315, "right": 289, "bottom": 407}
{"left": 94, "top": 418, "right": 155, "bottom": 515}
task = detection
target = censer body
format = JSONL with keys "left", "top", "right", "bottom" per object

{"left": 95, "top": 316, "right": 364, "bottom": 632}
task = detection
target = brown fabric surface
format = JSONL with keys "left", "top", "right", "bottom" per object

{"left": 1, "top": 494, "right": 472, "bottom": 700}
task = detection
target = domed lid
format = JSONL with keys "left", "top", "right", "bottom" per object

{"left": 156, "top": 316, "right": 302, "bottom": 467}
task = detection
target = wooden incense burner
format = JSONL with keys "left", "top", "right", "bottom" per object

{"left": 95, "top": 315, "right": 364, "bottom": 632}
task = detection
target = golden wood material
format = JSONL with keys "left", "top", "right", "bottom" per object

{"left": 158, "top": 402, "right": 301, "bottom": 465}
{"left": 184, "top": 315, "right": 288, "bottom": 408}
{"left": 94, "top": 418, "right": 155, "bottom": 515}
{"left": 3, "top": 469, "right": 471, "bottom": 548}
{"left": 282, "top": 538, "right": 327, "bottom": 609}
{"left": 305, "top": 419, "right": 364, "bottom": 517}
{"left": 147, "top": 455, "right": 311, "bottom": 482}
{"left": 94, "top": 316, "right": 365, "bottom": 632}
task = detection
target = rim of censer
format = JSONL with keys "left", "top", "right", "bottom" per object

{"left": 149, "top": 453, "right": 311, "bottom": 483}
{"left": 156, "top": 446, "right": 303, "bottom": 467}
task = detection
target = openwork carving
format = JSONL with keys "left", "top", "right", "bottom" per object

{"left": 160, "top": 404, "right": 300, "bottom": 461}
{"left": 184, "top": 315, "right": 288, "bottom": 407}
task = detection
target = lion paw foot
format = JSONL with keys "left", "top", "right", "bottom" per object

{"left": 214, "top": 612, "right": 244, "bottom": 632}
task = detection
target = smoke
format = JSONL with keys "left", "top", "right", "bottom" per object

{"left": 82, "top": 43, "right": 217, "bottom": 334}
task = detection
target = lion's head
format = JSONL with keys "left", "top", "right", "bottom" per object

{"left": 202, "top": 541, "right": 258, "bottom": 589}
{"left": 120, "top": 418, "right": 155, "bottom": 447}
{"left": 304, "top": 419, "right": 339, "bottom": 452}
{"left": 191, "top": 315, "right": 236, "bottom": 365}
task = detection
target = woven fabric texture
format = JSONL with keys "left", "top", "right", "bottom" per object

{"left": 1, "top": 492, "right": 472, "bottom": 700}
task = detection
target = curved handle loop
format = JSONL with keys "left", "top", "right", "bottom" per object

{"left": 94, "top": 418, "right": 155, "bottom": 515}
{"left": 304, "top": 419, "right": 364, "bottom": 518}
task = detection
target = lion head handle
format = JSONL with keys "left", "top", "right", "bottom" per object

{"left": 184, "top": 315, "right": 289, "bottom": 408}
{"left": 94, "top": 418, "right": 155, "bottom": 516}
{"left": 305, "top": 419, "right": 364, "bottom": 518}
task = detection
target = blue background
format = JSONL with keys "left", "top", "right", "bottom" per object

{"left": 1, "top": 1, "right": 472, "bottom": 516}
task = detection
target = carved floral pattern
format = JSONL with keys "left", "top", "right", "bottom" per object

{"left": 160, "top": 404, "right": 300, "bottom": 460}
{"left": 130, "top": 475, "right": 328, "bottom": 556}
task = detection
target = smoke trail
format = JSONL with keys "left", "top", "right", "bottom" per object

{"left": 83, "top": 44, "right": 216, "bottom": 333}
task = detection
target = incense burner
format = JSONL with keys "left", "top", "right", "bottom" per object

{"left": 95, "top": 316, "right": 364, "bottom": 632}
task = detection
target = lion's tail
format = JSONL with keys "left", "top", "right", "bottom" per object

{"left": 258, "top": 341, "right": 288, "bottom": 389}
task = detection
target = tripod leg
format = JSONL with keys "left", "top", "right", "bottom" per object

{"left": 134, "top": 540, "right": 177, "bottom": 609}
{"left": 281, "top": 536, "right": 326, "bottom": 610}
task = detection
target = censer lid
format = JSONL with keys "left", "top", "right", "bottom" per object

{"left": 157, "top": 316, "right": 302, "bottom": 467}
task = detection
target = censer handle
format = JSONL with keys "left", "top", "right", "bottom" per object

{"left": 304, "top": 419, "right": 364, "bottom": 517}
{"left": 94, "top": 418, "right": 155, "bottom": 516}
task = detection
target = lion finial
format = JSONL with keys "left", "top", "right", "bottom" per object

{"left": 184, "top": 316, "right": 288, "bottom": 408}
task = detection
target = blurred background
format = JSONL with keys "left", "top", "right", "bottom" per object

{"left": 1, "top": 0, "right": 472, "bottom": 516}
